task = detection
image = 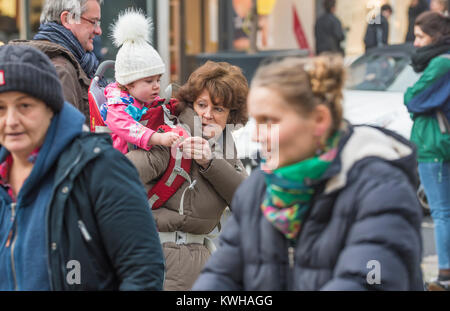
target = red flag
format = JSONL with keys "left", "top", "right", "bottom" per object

{"left": 292, "top": 5, "right": 312, "bottom": 55}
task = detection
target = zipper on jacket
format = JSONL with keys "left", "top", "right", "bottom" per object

{"left": 5, "top": 202, "right": 16, "bottom": 247}
{"left": 288, "top": 246, "right": 295, "bottom": 269}
{"left": 11, "top": 202, "right": 16, "bottom": 219}
{"left": 284, "top": 188, "right": 324, "bottom": 290}
{"left": 11, "top": 221, "right": 19, "bottom": 290}
{"left": 286, "top": 240, "right": 296, "bottom": 290}
{"left": 9, "top": 202, "right": 19, "bottom": 290}
{"left": 45, "top": 152, "right": 83, "bottom": 290}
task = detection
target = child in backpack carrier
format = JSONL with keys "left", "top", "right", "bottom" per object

{"left": 100, "top": 9, "right": 180, "bottom": 154}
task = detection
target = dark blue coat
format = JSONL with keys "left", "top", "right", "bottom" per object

{"left": 364, "top": 15, "right": 389, "bottom": 51}
{"left": 193, "top": 124, "right": 424, "bottom": 291}
{"left": 0, "top": 103, "right": 164, "bottom": 290}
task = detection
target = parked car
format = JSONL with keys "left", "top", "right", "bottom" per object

{"left": 344, "top": 43, "right": 421, "bottom": 139}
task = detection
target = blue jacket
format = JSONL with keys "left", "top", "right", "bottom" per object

{"left": 405, "top": 53, "right": 450, "bottom": 162}
{"left": 193, "top": 124, "right": 424, "bottom": 291}
{"left": 0, "top": 103, "right": 164, "bottom": 290}
{"left": 406, "top": 66, "right": 450, "bottom": 121}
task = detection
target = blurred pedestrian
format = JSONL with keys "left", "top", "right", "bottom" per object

{"left": 406, "top": 0, "right": 430, "bottom": 42}
{"left": 430, "top": 0, "right": 449, "bottom": 15}
{"left": 364, "top": 4, "right": 393, "bottom": 51}
{"left": 9, "top": 0, "right": 103, "bottom": 122}
{"left": 0, "top": 45, "right": 164, "bottom": 291}
{"left": 126, "top": 61, "right": 249, "bottom": 290}
{"left": 314, "top": 0, "right": 345, "bottom": 55}
{"left": 193, "top": 55, "right": 424, "bottom": 291}
{"left": 405, "top": 11, "right": 450, "bottom": 291}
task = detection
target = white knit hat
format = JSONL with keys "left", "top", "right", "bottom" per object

{"left": 111, "top": 9, "right": 165, "bottom": 86}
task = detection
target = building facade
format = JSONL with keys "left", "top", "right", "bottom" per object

{"left": 2, "top": 0, "right": 415, "bottom": 84}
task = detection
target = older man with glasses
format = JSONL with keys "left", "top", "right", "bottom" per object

{"left": 9, "top": 0, "right": 103, "bottom": 123}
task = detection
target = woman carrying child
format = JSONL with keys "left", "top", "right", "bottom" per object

{"left": 127, "top": 61, "right": 249, "bottom": 290}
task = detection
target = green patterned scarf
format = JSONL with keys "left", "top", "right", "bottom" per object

{"left": 261, "top": 131, "right": 341, "bottom": 240}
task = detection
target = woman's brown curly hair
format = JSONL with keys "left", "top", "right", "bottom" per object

{"left": 176, "top": 61, "right": 249, "bottom": 125}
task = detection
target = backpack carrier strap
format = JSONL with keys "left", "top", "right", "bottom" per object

{"left": 147, "top": 125, "right": 194, "bottom": 212}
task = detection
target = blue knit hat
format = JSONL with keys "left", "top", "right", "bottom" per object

{"left": 0, "top": 44, "right": 64, "bottom": 112}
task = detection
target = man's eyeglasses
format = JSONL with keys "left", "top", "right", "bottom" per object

{"left": 80, "top": 16, "right": 101, "bottom": 28}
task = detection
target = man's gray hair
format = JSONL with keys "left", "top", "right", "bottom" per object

{"left": 40, "top": 0, "right": 103, "bottom": 24}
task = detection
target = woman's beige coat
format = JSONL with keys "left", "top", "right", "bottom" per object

{"left": 126, "top": 107, "right": 247, "bottom": 290}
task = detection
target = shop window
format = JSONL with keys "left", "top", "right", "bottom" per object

{"left": 30, "top": 0, "right": 44, "bottom": 36}
{"left": 0, "top": 0, "right": 44, "bottom": 44}
{"left": 231, "top": 0, "right": 277, "bottom": 51}
{"left": 0, "top": 0, "right": 19, "bottom": 43}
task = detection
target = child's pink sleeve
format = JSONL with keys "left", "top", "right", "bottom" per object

{"left": 105, "top": 84, "right": 155, "bottom": 150}
{"left": 105, "top": 103, "right": 155, "bottom": 150}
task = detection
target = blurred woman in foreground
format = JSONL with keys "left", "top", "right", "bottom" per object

{"left": 193, "top": 55, "right": 423, "bottom": 291}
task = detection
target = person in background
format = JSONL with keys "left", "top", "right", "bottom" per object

{"left": 405, "top": 11, "right": 450, "bottom": 291}
{"left": 0, "top": 45, "right": 164, "bottom": 291}
{"left": 10, "top": 0, "right": 103, "bottom": 122}
{"left": 127, "top": 61, "right": 249, "bottom": 290}
{"left": 364, "top": 4, "right": 393, "bottom": 51}
{"left": 193, "top": 55, "right": 423, "bottom": 291}
{"left": 430, "top": 0, "right": 449, "bottom": 15}
{"left": 406, "top": 0, "right": 430, "bottom": 42}
{"left": 0, "top": 10, "right": 19, "bottom": 43}
{"left": 232, "top": 0, "right": 252, "bottom": 51}
{"left": 314, "top": 0, "right": 345, "bottom": 55}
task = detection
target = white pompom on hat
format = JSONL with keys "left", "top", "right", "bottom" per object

{"left": 111, "top": 9, "right": 165, "bottom": 86}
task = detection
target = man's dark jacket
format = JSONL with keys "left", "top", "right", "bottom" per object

{"left": 315, "top": 13, "right": 345, "bottom": 55}
{"left": 364, "top": 15, "right": 389, "bottom": 51}
{"left": 406, "top": 0, "right": 429, "bottom": 42}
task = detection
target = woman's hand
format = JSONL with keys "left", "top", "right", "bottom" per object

{"left": 179, "top": 137, "right": 212, "bottom": 169}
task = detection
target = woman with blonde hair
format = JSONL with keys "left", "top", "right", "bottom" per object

{"left": 193, "top": 55, "right": 423, "bottom": 291}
